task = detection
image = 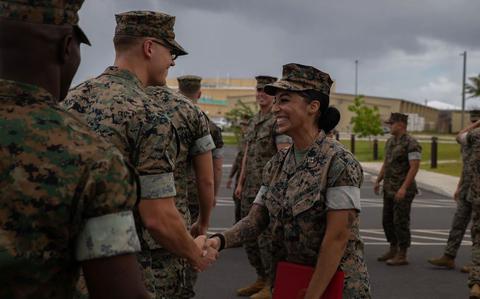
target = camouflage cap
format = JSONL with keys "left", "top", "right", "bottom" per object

{"left": 177, "top": 75, "right": 202, "bottom": 94}
{"left": 385, "top": 112, "right": 408, "bottom": 124}
{"left": 0, "top": 0, "right": 90, "bottom": 45}
{"left": 264, "top": 63, "right": 333, "bottom": 97}
{"left": 255, "top": 76, "right": 277, "bottom": 89}
{"left": 115, "top": 10, "right": 187, "bottom": 56}
{"left": 470, "top": 110, "right": 480, "bottom": 122}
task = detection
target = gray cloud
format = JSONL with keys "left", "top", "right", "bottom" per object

{"left": 74, "top": 0, "right": 480, "bottom": 106}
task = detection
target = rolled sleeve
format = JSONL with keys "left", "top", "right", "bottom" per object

{"left": 408, "top": 151, "right": 421, "bottom": 160}
{"left": 212, "top": 147, "right": 224, "bottom": 159}
{"left": 275, "top": 134, "right": 292, "bottom": 145}
{"left": 76, "top": 211, "right": 141, "bottom": 261}
{"left": 190, "top": 134, "right": 216, "bottom": 156}
{"left": 140, "top": 173, "right": 176, "bottom": 199}
{"left": 253, "top": 186, "right": 268, "bottom": 206}
{"left": 326, "top": 186, "right": 361, "bottom": 211}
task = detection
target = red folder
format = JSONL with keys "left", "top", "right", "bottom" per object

{"left": 272, "top": 261, "right": 344, "bottom": 299}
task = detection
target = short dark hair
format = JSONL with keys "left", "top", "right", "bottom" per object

{"left": 113, "top": 35, "right": 144, "bottom": 52}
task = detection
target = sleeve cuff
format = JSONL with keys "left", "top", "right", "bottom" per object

{"left": 190, "top": 134, "right": 216, "bottom": 156}
{"left": 275, "top": 134, "right": 292, "bottom": 145}
{"left": 140, "top": 173, "right": 176, "bottom": 199}
{"left": 326, "top": 186, "right": 361, "bottom": 211}
{"left": 253, "top": 186, "right": 268, "bottom": 206}
{"left": 408, "top": 151, "right": 421, "bottom": 160}
{"left": 75, "top": 211, "right": 141, "bottom": 261}
{"left": 212, "top": 148, "right": 224, "bottom": 159}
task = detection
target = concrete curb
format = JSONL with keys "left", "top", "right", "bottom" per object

{"left": 361, "top": 162, "right": 459, "bottom": 198}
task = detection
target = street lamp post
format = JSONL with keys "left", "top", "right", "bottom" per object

{"left": 355, "top": 59, "right": 359, "bottom": 97}
{"left": 461, "top": 51, "right": 467, "bottom": 128}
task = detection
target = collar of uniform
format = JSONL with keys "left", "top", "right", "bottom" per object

{"left": 284, "top": 130, "right": 327, "bottom": 172}
{"left": 102, "top": 66, "right": 144, "bottom": 89}
{"left": 0, "top": 79, "right": 56, "bottom": 105}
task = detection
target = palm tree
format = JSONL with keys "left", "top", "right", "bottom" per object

{"left": 466, "top": 74, "right": 480, "bottom": 98}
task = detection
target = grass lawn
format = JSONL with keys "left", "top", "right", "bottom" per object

{"left": 222, "top": 134, "right": 463, "bottom": 176}
{"left": 420, "top": 162, "right": 462, "bottom": 177}
{"left": 222, "top": 134, "right": 238, "bottom": 145}
{"left": 338, "top": 140, "right": 461, "bottom": 163}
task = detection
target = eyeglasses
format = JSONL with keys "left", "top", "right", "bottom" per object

{"left": 151, "top": 39, "right": 178, "bottom": 61}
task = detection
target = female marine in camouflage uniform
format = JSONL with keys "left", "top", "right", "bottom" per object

{"left": 208, "top": 63, "right": 371, "bottom": 298}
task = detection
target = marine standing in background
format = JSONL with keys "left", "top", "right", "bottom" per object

{"left": 227, "top": 115, "right": 251, "bottom": 223}
{"left": 234, "top": 76, "right": 292, "bottom": 299}
{"left": 0, "top": 1, "right": 149, "bottom": 298}
{"left": 428, "top": 110, "right": 480, "bottom": 272}
{"left": 177, "top": 75, "right": 225, "bottom": 298}
{"left": 467, "top": 123, "right": 480, "bottom": 298}
{"left": 147, "top": 78, "right": 216, "bottom": 297}
{"left": 62, "top": 10, "right": 216, "bottom": 298}
{"left": 374, "top": 113, "right": 421, "bottom": 266}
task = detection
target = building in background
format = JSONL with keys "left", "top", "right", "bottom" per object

{"left": 166, "top": 77, "right": 464, "bottom": 133}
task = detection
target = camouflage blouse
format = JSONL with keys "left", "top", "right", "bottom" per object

{"left": 0, "top": 79, "right": 140, "bottom": 298}
{"left": 254, "top": 132, "right": 371, "bottom": 298}
{"left": 383, "top": 134, "right": 422, "bottom": 196}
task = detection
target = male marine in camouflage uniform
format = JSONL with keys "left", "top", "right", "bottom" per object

{"left": 227, "top": 116, "right": 251, "bottom": 223}
{"left": 63, "top": 11, "right": 215, "bottom": 298}
{"left": 374, "top": 113, "right": 421, "bottom": 266}
{"left": 0, "top": 1, "right": 148, "bottom": 298}
{"left": 428, "top": 110, "right": 480, "bottom": 272}
{"left": 177, "top": 75, "right": 225, "bottom": 297}
{"left": 234, "top": 76, "right": 292, "bottom": 298}
{"left": 147, "top": 80, "right": 215, "bottom": 298}
{"left": 467, "top": 125, "right": 480, "bottom": 298}
{"left": 177, "top": 75, "right": 224, "bottom": 222}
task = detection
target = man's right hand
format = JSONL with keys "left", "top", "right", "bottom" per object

{"left": 191, "top": 235, "right": 218, "bottom": 272}
{"left": 234, "top": 184, "right": 243, "bottom": 199}
{"left": 374, "top": 181, "right": 380, "bottom": 195}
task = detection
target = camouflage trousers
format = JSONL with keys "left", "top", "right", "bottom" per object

{"left": 151, "top": 248, "right": 190, "bottom": 299}
{"left": 469, "top": 200, "right": 480, "bottom": 287}
{"left": 382, "top": 193, "right": 414, "bottom": 249}
{"left": 444, "top": 190, "right": 472, "bottom": 258}
{"left": 242, "top": 195, "right": 273, "bottom": 281}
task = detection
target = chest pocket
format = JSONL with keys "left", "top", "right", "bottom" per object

{"left": 392, "top": 145, "right": 407, "bottom": 163}
{"left": 292, "top": 187, "right": 325, "bottom": 218}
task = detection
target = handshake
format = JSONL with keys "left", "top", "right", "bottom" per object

{"left": 191, "top": 235, "right": 223, "bottom": 272}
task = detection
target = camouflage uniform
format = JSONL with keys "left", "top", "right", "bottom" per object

{"left": 63, "top": 65, "right": 178, "bottom": 298}
{"left": 0, "top": 2, "right": 141, "bottom": 298}
{"left": 232, "top": 135, "right": 247, "bottom": 222}
{"left": 0, "top": 79, "right": 141, "bottom": 298}
{"left": 468, "top": 128, "right": 480, "bottom": 287}
{"left": 146, "top": 86, "right": 215, "bottom": 299}
{"left": 253, "top": 132, "right": 371, "bottom": 298}
{"left": 382, "top": 132, "right": 422, "bottom": 249}
{"left": 443, "top": 136, "right": 473, "bottom": 258}
{"left": 241, "top": 75, "right": 292, "bottom": 281}
{"left": 187, "top": 114, "right": 224, "bottom": 222}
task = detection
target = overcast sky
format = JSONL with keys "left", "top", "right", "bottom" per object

{"left": 75, "top": 0, "right": 480, "bottom": 108}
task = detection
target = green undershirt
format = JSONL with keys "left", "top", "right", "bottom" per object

{"left": 293, "top": 146, "right": 309, "bottom": 164}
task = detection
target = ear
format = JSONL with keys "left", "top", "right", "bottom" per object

{"left": 143, "top": 39, "right": 154, "bottom": 59}
{"left": 59, "top": 33, "right": 74, "bottom": 64}
{"left": 309, "top": 100, "right": 321, "bottom": 115}
{"left": 196, "top": 91, "right": 202, "bottom": 100}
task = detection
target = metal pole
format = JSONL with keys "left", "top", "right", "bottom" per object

{"left": 355, "top": 60, "right": 358, "bottom": 96}
{"left": 431, "top": 137, "right": 438, "bottom": 169}
{"left": 461, "top": 51, "right": 467, "bottom": 128}
{"left": 351, "top": 134, "right": 355, "bottom": 155}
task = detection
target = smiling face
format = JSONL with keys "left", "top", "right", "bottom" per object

{"left": 145, "top": 39, "right": 176, "bottom": 86}
{"left": 272, "top": 91, "right": 321, "bottom": 135}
